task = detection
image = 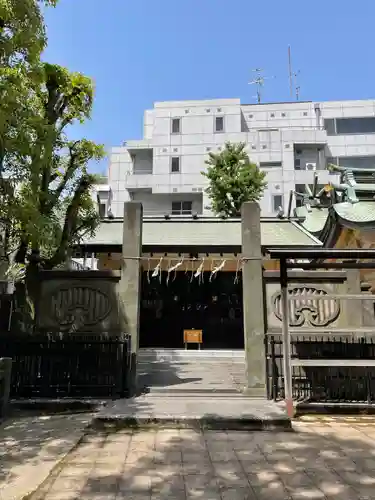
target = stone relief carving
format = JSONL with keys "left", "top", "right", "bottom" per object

{"left": 46, "top": 285, "right": 112, "bottom": 331}
{"left": 272, "top": 286, "right": 340, "bottom": 327}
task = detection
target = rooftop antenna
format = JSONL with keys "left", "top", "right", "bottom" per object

{"left": 294, "top": 70, "right": 301, "bottom": 101}
{"left": 288, "top": 46, "right": 293, "bottom": 99}
{"left": 288, "top": 46, "right": 301, "bottom": 101}
{"left": 248, "top": 68, "right": 275, "bottom": 104}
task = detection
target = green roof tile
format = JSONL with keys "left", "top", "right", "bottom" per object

{"left": 81, "top": 218, "right": 322, "bottom": 248}
{"left": 295, "top": 207, "right": 329, "bottom": 234}
{"left": 333, "top": 202, "right": 375, "bottom": 224}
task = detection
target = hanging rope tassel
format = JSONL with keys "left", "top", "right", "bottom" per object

{"left": 190, "top": 259, "right": 196, "bottom": 282}
{"left": 152, "top": 257, "right": 163, "bottom": 283}
{"left": 194, "top": 258, "right": 205, "bottom": 285}
{"left": 166, "top": 257, "right": 184, "bottom": 285}
{"left": 210, "top": 259, "right": 226, "bottom": 282}
{"left": 147, "top": 258, "right": 151, "bottom": 284}
{"left": 234, "top": 257, "right": 242, "bottom": 284}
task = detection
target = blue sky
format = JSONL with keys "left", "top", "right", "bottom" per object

{"left": 43, "top": 0, "right": 375, "bottom": 173}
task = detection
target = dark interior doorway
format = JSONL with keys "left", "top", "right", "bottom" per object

{"left": 140, "top": 271, "right": 244, "bottom": 349}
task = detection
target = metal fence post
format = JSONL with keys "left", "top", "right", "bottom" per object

{"left": 270, "top": 336, "right": 278, "bottom": 401}
{"left": 0, "top": 357, "right": 12, "bottom": 418}
{"left": 280, "top": 259, "right": 294, "bottom": 418}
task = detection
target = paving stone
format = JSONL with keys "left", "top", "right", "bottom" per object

{"left": 220, "top": 487, "right": 256, "bottom": 500}
{"left": 151, "top": 494, "right": 186, "bottom": 500}
{"left": 247, "top": 470, "right": 281, "bottom": 486}
{"left": 287, "top": 486, "right": 326, "bottom": 499}
{"left": 59, "top": 466, "right": 93, "bottom": 478}
{"left": 278, "top": 472, "right": 315, "bottom": 488}
{"left": 44, "top": 491, "right": 82, "bottom": 500}
{"left": 153, "top": 451, "right": 182, "bottom": 464}
{"left": 186, "top": 488, "right": 220, "bottom": 499}
{"left": 117, "top": 494, "right": 151, "bottom": 500}
{"left": 184, "top": 473, "right": 218, "bottom": 490}
{"left": 151, "top": 472, "right": 185, "bottom": 492}
{"left": 253, "top": 485, "right": 291, "bottom": 500}
{"left": 8, "top": 416, "right": 375, "bottom": 500}
{"left": 118, "top": 474, "right": 152, "bottom": 493}
{"left": 182, "top": 451, "right": 210, "bottom": 462}
{"left": 0, "top": 414, "right": 90, "bottom": 500}
{"left": 82, "top": 476, "right": 119, "bottom": 495}
{"left": 182, "top": 462, "right": 213, "bottom": 475}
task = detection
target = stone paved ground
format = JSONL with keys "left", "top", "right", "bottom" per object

{"left": 29, "top": 416, "right": 375, "bottom": 500}
{"left": 137, "top": 350, "right": 246, "bottom": 394}
{"left": 0, "top": 414, "right": 91, "bottom": 500}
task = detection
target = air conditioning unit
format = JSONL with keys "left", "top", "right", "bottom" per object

{"left": 172, "top": 188, "right": 178, "bottom": 193}
{"left": 306, "top": 162, "right": 317, "bottom": 171}
{"left": 192, "top": 188, "right": 197, "bottom": 192}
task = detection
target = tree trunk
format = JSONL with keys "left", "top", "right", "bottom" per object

{"left": 12, "top": 282, "right": 33, "bottom": 333}
{"left": 11, "top": 261, "right": 41, "bottom": 333}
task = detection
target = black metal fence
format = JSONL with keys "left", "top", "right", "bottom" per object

{"left": 267, "top": 335, "right": 375, "bottom": 403}
{"left": 0, "top": 358, "right": 12, "bottom": 417}
{"left": 0, "top": 333, "right": 131, "bottom": 399}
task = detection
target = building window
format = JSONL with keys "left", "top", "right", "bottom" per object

{"left": 327, "top": 155, "right": 375, "bottom": 169}
{"left": 324, "top": 117, "right": 375, "bottom": 136}
{"left": 171, "top": 118, "right": 181, "bottom": 134}
{"left": 272, "top": 195, "right": 283, "bottom": 212}
{"left": 215, "top": 116, "right": 224, "bottom": 132}
{"left": 171, "top": 156, "right": 180, "bottom": 173}
{"left": 171, "top": 201, "right": 192, "bottom": 215}
{"left": 259, "top": 161, "right": 282, "bottom": 168}
{"left": 99, "top": 203, "right": 106, "bottom": 218}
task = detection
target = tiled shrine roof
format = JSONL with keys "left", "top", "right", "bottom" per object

{"left": 80, "top": 217, "right": 322, "bottom": 249}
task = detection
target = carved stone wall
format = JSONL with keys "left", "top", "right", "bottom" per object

{"left": 263, "top": 271, "right": 350, "bottom": 333}
{"left": 272, "top": 286, "right": 340, "bottom": 328}
{"left": 36, "top": 270, "right": 126, "bottom": 336}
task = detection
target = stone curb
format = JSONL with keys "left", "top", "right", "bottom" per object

{"left": 91, "top": 416, "right": 293, "bottom": 432}
{"left": 15, "top": 422, "right": 92, "bottom": 500}
{"left": 295, "top": 402, "right": 375, "bottom": 416}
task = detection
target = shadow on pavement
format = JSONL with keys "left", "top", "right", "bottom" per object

{"left": 27, "top": 415, "right": 375, "bottom": 500}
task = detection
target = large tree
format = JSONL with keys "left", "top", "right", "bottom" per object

{"left": 0, "top": 1, "right": 105, "bottom": 327}
{"left": 202, "top": 142, "right": 267, "bottom": 217}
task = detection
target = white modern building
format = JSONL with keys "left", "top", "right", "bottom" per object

{"left": 100, "top": 98, "right": 375, "bottom": 217}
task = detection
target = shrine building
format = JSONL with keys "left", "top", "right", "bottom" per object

{"left": 77, "top": 206, "right": 321, "bottom": 350}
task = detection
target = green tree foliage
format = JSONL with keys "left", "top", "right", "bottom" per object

{"left": 0, "top": 2, "right": 105, "bottom": 327}
{"left": 3, "top": 63, "right": 105, "bottom": 271}
{"left": 202, "top": 142, "right": 267, "bottom": 217}
{"left": 0, "top": 0, "right": 57, "bottom": 67}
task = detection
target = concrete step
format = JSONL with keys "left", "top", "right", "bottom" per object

{"left": 138, "top": 349, "right": 245, "bottom": 363}
{"left": 94, "top": 395, "right": 291, "bottom": 431}
{"left": 144, "top": 389, "right": 244, "bottom": 396}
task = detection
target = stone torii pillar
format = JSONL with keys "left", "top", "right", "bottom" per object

{"left": 118, "top": 202, "right": 143, "bottom": 396}
{"left": 241, "top": 202, "right": 267, "bottom": 397}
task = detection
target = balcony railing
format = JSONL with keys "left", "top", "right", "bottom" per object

{"left": 132, "top": 169, "right": 153, "bottom": 175}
